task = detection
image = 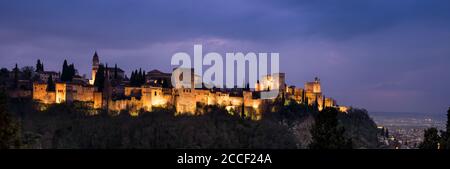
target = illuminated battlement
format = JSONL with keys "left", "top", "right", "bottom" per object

{"left": 31, "top": 52, "right": 346, "bottom": 120}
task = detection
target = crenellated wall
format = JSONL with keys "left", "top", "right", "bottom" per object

{"left": 32, "top": 74, "right": 342, "bottom": 119}
{"left": 33, "top": 83, "right": 56, "bottom": 104}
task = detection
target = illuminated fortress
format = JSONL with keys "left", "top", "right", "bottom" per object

{"left": 32, "top": 52, "right": 344, "bottom": 120}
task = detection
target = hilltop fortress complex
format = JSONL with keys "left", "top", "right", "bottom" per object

{"left": 31, "top": 52, "right": 344, "bottom": 120}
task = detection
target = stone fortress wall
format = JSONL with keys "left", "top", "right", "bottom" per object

{"left": 32, "top": 52, "right": 344, "bottom": 120}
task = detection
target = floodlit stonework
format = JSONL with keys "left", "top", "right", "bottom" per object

{"left": 31, "top": 52, "right": 344, "bottom": 120}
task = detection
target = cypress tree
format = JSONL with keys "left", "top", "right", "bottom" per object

{"left": 61, "top": 60, "right": 68, "bottom": 81}
{"left": 94, "top": 65, "right": 105, "bottom": 92}
{"left": 36, "top": 59, "right": 44, "bottom": 72}
{"left": 305, "top": 96, "right": 309, "bottom": 112}
{"left": 105, "top": 64, "right": 109, "bottom": 80}
{"left": 13, "top": 64, "right": 19, "bottom": 89}
{"left": 68, "top": 64, "right": 75, "bottom": 81}
{"left": 135, "top": 70, "right": 138, "bottom": 86}
{"left": 315, "top": 95, "right": 319, "bottom": 110}
{"left": 322, "top": 95, "right": 326, "bottom": 110}
{"left": 302, "top": 90, "right": 306, "bottom": 104}
{"left": 142, "top": 70, "right": 146, "bottom": 84}
{"left": 130, "top": 71, "right": 135, "bottom": 86}
{"left": 134, "top": 70, "right": 137, "bottom": 86}
{"left": 36, "top": 60, "right": 40, "bottom": 72}
{"left": 138, "top": 68, "right": 142, "bottom": 85}
{"left": 241, "top": 102, "right": 245, "bottom": 118}
{"left": 132, "top": 70, "right": 137, "bottom": 86}
{"left": 46, "top": 75, "right": 55, "bottom": 91}
{"left": 114, "top": 64, "right": 118, "bottom": 79}
{"left": 61, "top": 60, "right": 76, "bottom": 82}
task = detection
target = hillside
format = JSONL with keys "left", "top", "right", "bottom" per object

{"left": 4, "top": 96, "right": 381, "bottom": 149}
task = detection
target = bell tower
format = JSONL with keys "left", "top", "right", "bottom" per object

{"left": 90, "top": 51, "right": 100, "bottom": 84}
{"left": 313, "top": 77, "right": 321, "bottom": 93}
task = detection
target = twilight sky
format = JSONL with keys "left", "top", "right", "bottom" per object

{"left": 0, "top": 0, "right": 449, "bottom": 114}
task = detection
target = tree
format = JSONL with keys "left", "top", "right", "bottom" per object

{"left": 419, "top": 127, "right": 440, "bottom": 149}
{"left": 61, "top": 60, "right": 68, "bottom": 81}
{"left": 380, "top": 127, "right": 385, "bottom": 137}
{"left": 46, "top": 75, "right": 55, "bottom": 91}
{"left": 0, "top": 68, "right": 9, "bottom": 78}
{"left": 36, "top": 59, "right": 44, "bottom": 72}
{"left": 302, "top": 90, "right": 306, "bottom": 104}
{"left": 138, "top": 68, "right": 142, "bottom": 83}
{"left": 0, "top": 92, "right": 20, "bottom": 149}
{"left": 441, "top": 107, "right": 450, "bottom": 149}
{"left": 130, "top": 70, "right": 136, "bottom": 86}
{"left": 129, "top": 69, "right": 146, "bottom": 87}
{"left": 13, "top": 64, "right": 19, "bottom": 89}
{"left": 114, "top": 64, "right": 118, "bottom": 79}
{"left": 21, "top": 66, "right": 34, "bottom": 80}
{"left": 447, "top": 107, "right": 450, "bottom": 134}
{"left": 61, "top": 60, "right": 76, "bottom": 82}
{"left": 94, "top": 65, "right": 105, "bottom": 92}
{"left": 385, "top": 128, "right": 389, "bottom": 138}
{"left": 309, "top": 108, "right": 352, "bottom": 149}
{"left": 142, "top": 70, "right": 146, "bottom": 84}
{"left": 130, "top": 71, "right": 134, "bottom": 86}
{"left": 241, "top": 102, "right": 245, "bottom": 118}
{"left": 304, "top": 96, "right": 309, "bottom": 112}
{"left": 313, "top": 95, "right": 319, "bottom": 111}
{"left": 68, "top": 64, "right": 75, "bottom": 81}
{"left": 36, "top": 59, "right": 40, "bottom": 72}
{"left": 322, "top": 95, "right": 326, "bottom": 110}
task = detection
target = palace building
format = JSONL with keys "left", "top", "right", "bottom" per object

{"left": 31, "top": 52, "right": 345, "bottom": 120}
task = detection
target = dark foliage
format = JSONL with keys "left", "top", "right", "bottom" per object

{"left": 447, "top": 107, "right": 450, "bottom": 133}
{"left": 338, "top": 109, "right": 380, "bottom": 148}
{"left": 36, "top": 59, "right": 44, "bottom": 72}
{"left": 444, "top": 107, "right": 450, "bottom": 149}
{"left": 130, "top": 68, "right": 146, "bottom": 87}
{"left": 12, "top": 64, "right": 19, "bottom": 89}
{"left": 114, "top": 64, "right": 118, "bottom": 79}
{"left": 3, "top": 92, "right": 380, "bottom": 149}
{"left": 419, "top": 128, "right": 440, "bottom": 149}
{"left": 7, "top": 99, "right": 297, "bottom": 149}
{"left": 94, "top": 65, "right": 105, "bottom": 92}
{"left": 60, "top": 60, "right": 76, "bottom": 82}
{"left": 46, "top": 75, "right": 55, "bottom": 91}
{"left": 0, "top": 92, "right": 21, "bottom": 149}
{"left": 309, "top": 108, "right": 353, "bottom": 149}
{"left": 262, "top": 98, "right": 312, "bottom": 126}
{"left": 419, "top": 107, "right": 450, "bottom": 149}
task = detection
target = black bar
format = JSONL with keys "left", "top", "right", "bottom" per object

{"left": 1, "top": 149, "right": 449, "bottom": 168}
